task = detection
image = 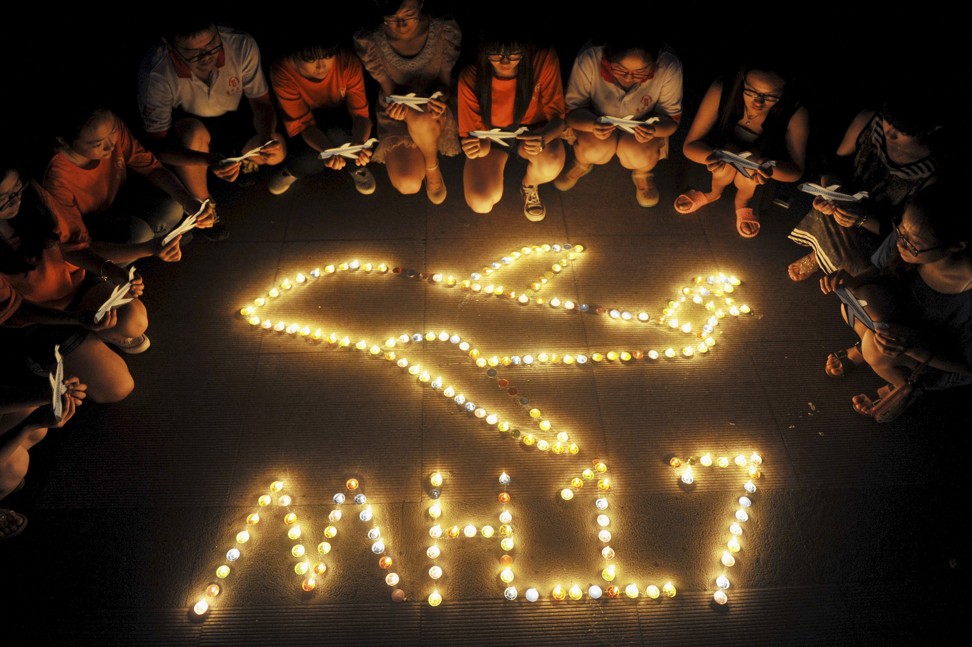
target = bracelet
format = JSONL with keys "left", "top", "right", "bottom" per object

{"left": 855, "top": 213, "right": 868, "bottom": 229}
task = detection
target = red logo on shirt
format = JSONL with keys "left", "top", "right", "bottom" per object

{"left": 227, "top": 76, "right": 241, "bottom": 96}
{"left": 641, "top": 95, "right": 654, "bottom": 107}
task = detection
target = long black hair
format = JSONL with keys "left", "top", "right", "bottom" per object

{"left": 473, "top": 27, "right": 535, "bottom": 129}
{"left": 716, "top": 60, "right": 802, "bottom": 155}
{"left": 0, "top": 163, "right": 58, "bottom": 276}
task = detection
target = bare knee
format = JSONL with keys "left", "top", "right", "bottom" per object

{"left": 466, "top": 194, "right": 496, "bottom": 214}
{"left": 91, "top": 372, "right": 135, "bottom": 404}
{"left": 173, "top": 119, "right": 211, "bottom": 150}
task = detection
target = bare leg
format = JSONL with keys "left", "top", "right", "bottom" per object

{"left": 63, "top": 337, "right": 135, "bottom": 403}
{"left": 463, "top": 148, "right": 508, "bottom": 214}
{"left": 385, "top": 146, "right": 427, "bottom": 195}
{"left": 520, "top": 139, "right": 565, "bottom": 187}
{"left": 572, "top": 131, "right": 618, "bottom": 166}
{"left": 172, "top": 119, "right": 214, "bottom": 201}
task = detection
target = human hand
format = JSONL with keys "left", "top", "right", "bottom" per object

{"left": 591, "top": 120, "right": 615, "bottom": 140}
{"left": 832, "top": 204, "right": 861, "bottom": 228}
{"left": 704, "top": 151, "right": 726, "bottom": 173}
{"left": 632, "top": 122, "right": 656, "bottom": 144}
{"left": 812, "top": 195, "right": 837, "bottom": 215}
{"left": 254, "top": 139, "right": 282, "bottom": 164}
{"left": 872, "top": 323, "right": 918, "bottom": 358}
{"left": 324, "top": 155, "right": 346, "bottom": 170}
{"left": 752, "top": 163, "right": 773, "bottom": 185}
{"left": 355, "top": 147, "right": 373, "bottom": 167}
{"left": 62, "top": 376, "right": 87, "bottom": 406}
{"left": 185, "top": 198, "right": 216, "bottom": 228}
{"left": 386, "top": 101, "right": 409, "bottom": 121}
{"left": 127, "top": 272, "right": 146, "bottom": 298}
{"left": 153, "top": 236, "right": 183, "bottom": 263}
{"left": 516, "top": 133, "right": 544, "bottom": 156}
{"left": 819, "top": 269, "right": 851, "bottom": 294}
{"left": 426, "top": 98, "right": 447, "bottom": 118}
{"left": 79, "top": 308, "right": 117, "bottom": 331}
{"left": 461, "top": 136, "right": 482, "bottom": 158}
{"left": 212, "top": 158, "right": 242, "bottom": 182}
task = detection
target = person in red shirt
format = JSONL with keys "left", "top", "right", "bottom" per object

{"left": 2, "top": 163, "right": 156, "bottom": 402}
{"left": 268, "top": 33, "right": 377, "bottom": 197}
{"left": 458, "top": 31, "right": 565, "bottom": 222}
{"left": 44, "top": 106, "right": 214, "bottom": 250}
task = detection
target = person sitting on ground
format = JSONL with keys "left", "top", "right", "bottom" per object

{"left": 137, "top": 17, "right": 286, "bottom": 240}
{"left": 1, "top": 363, "right": 85, "bottom": 540}
{"left": 819, "top": 183, "right": 971, "bottom": 422}
{"left": 675, "top": 60, "right": 808, "bottom": 238}
{"left": 554, "top": 33, "right": 683, "bottom": 208}
{"left": 2, "top": 161, "right": 157, "bottom": 399}
{"left": 457, "top": 28, "right": 565, "bottom": 222}
{"left": 267, "top": 29, "right": 376, "bottom": 197}
{"left": 787, "top": 89, "right": 941, "bottom": 280}
{"left": 43, "top": 104, "right": 214, "bottom": 248}
{"left": 354, "top": 0, "right": 461, "bottom": 205}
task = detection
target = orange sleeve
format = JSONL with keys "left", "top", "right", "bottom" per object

{"left": 457, "top": 66, "right": 484, "bottom": 136}
{"left": 343, "top": 52, "right": 370, "bottom": 121}
{"left": 42, "top": 160, "right": 87, "bottom": 240}
{"left": 117, "top": 117, "right": 162, "bottom": 177}
{"left": 271, "top": 59, "right": 315, "bottom": 138}
{"left": 537, "top": 49, "right": 565, "bottom": 122}
{"left": 0, "top": 274, "right": 23, "bottom": 325}
{"left": 34, "top": 182, "right": 90, "bottom": 252}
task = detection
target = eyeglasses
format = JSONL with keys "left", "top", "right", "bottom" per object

{"left": 0, "top": 179, "right": 26, "bottom": 210}
{"left": 742, "top": 86, "right": 782, "bottom": 104}
{"left": 297, "top": 52, "right": 336, "bottom": 64}
{"left": 487, "top": 52, "right": 523, "bottom": 64}
{"left": 894, "top": 222, "right": 946, "bottom": 256}
{"left": 383, "top": 14, "right": 420, "bottom": 26}
{"left": 610, "top": 64, "right": 653, "bottom": 81}
{"left": 175, "top": 35, "right": 223, "bottom": 64}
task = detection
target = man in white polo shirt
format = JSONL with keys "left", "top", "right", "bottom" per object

{"left": 554, "top": 35, "right": 683, "bottom": 209}
{"left": 137, "top": 19, "right": 286, "bottom": 240}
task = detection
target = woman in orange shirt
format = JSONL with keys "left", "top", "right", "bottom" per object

{"left": 2, "top": 161, "right": 157, "bottom": 402}
{"left": 457, "top": 31, "right": 565, "bottom": 222}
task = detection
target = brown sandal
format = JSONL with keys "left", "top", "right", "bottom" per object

{"left": 0, "top": 509, "right": 27, "bottom": 540}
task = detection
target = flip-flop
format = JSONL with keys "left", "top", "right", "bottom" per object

{"left": 674, "top": 189, "right": 711, "bottom": 214}
{"left": 0, "top": 509, "right": 27, "bottom": 540}
{"left": 825, "top": 344, "right": 862, "bottom": 378}
{"left": 736, "top": 208, "right": 760, "bottom": 238}
{"left": 852, "top": 384, "right": 920, "bottom": 423}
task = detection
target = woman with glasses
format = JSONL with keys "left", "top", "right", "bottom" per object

{"left": 787, "top": 91, "right": 942, "bottom": 280}
{"left": 554, "top": 35, "right": 683, "bottom": 209}
{"left": 1, "top": 160, "right": 143, "bottom": 403}
{"left": 457, "top": 28, "right": 565, "bottom": 221}
{"left": 675, "top": 61, "right": 808, "bottom": 238}
{"left": 819, "top": 184, "right": 971, "bottom": 422}
{"left": 354, "top": 0, "right": 461, "bottom": 204}
{"left": 44, "top": 102, "right": 212, "bottom": 251}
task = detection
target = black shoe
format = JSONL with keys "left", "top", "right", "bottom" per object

{"left": 199, "top": 223, "right": 230, "bottom": 242}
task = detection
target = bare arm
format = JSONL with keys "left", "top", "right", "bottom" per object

{"left": 681, "top": 80, "right": 724, "bottom": 165}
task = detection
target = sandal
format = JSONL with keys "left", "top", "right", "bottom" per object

{"left": 673, "top": 188, "right": 712, "bottom": 214}
{"left": 852, "top": 384, "right": 921, "bottom": 423}
{"left": 736, "top": 208, "right": 760, "bottom": 238}
{"left": 788, "top": 252, "right": 819, "bottom": 282}
{"left": 0, "top": 508, "right": 27, "bottom": 540}
{"left": 825, "top": 343, "right": 862, "bottom": 378}
{"left": 425, "top": 164, "right": 447, "bottom": 205}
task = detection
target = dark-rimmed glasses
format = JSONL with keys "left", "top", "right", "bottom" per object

{"left": 610, "top": 64, "right": 653, "bottom": 82}
{"left": 895, "top": 222, "right": 946, "bottom": 256}
{"left": 742, "top": 86, "right": 782, "bottom": 104}
{"left": 0, "top": 179, "right": 26, "bottom": 211}
{"left": 487, "top": 52, "right": 523, "bottom": 64}
{"left": 174, "top": 34, "right": 223, "bottom": 64}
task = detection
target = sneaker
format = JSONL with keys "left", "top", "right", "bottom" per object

{"left": 631, "top": 170, "right": 659, "bottom": 207}
{"left": 113, "top": 334, "right": 151, "bottom": 355}
{"left": 521, "top": 185, "right": 546, "bottom": 222}
{"left": 268, "top": 168, "right": 298, "bottom": 195}
{"left": 350, "top": 167, "right": 377, "bottom": 195}
{"left": 553, "top": 160, "right": 593, "bottom": 192}
{"left": 199, "top": 222, "right": 230, "bottom": 242}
